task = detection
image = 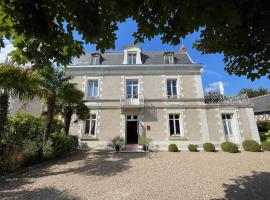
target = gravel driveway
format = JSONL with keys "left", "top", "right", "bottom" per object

{"left": 1, "top": 150, "right": 270, "bottom": 200}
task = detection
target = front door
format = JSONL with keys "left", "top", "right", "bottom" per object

{"left": 126, "top": 115, "right": 138, "bottom": 144}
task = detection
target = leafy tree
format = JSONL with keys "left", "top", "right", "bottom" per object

{"left": 57, "top": 84, "right": 89, "bottom": 135}
{"left": 0, "top": 1, "right": 269, "bottom": 79}
{"left": 238, "top": 87, "right": 269, "bottom": 98}
{"left": 0, "top": 64, "right": 39, "bottom": 136}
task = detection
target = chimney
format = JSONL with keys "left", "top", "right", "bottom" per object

{"left": 179, "top": 44, "right": 187, "bottom": 53}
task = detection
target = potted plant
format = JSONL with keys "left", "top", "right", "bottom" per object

{"left": 112, "top": 136, "right": 124, "bottom": 152}
{"left": 139, "top": 135, "right": 152, "bottom": 151}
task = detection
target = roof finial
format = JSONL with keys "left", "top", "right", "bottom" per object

{"left": 180, "top": 44, "right": 187, "bottom": 53}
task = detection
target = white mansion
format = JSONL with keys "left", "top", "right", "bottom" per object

{"left": 67, "top": 45, "right": 260, "bottom": 149}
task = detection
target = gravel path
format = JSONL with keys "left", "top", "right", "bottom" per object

{"left": 0, "top": 150, "right": 270, "bottom": 200}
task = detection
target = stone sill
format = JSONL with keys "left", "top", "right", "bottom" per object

{"left": 169, "top": 136, "right": 188, "bottom": 141}
{"left": 80, "top": 136, "right": 98, "bottom": 141}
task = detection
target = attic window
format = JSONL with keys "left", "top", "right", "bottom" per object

{"left": 128, "top": 52, "right": 137, "bottom": 64}
{"left": 164, "top": 53, "right": 174, "bottom": 64}
{"left": 92, "top": 54, "right": 100, "bottom": 65}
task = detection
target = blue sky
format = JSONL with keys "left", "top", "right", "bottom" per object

{"left": 77, "top": 19, "right": 269, "bottom": 95}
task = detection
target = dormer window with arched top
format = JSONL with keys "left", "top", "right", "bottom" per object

{"left": 92, "top": 54, "right": 101, "bottom": 65}
{"left": 164, "top": 52, "right": 174, "bottom": 64}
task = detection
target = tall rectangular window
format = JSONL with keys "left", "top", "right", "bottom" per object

{"left": 128, "top": 52, "right": 137, "bottom": 64}
{"left": 87, "top": 80, "right": 99, "bottom": 97}
{"left": 169, "top": 114, "right": 181, "bottom": 135}
{"left": 167, "top": 79, "right": 177, "bottom": 98}
{"left": 126, "top": 80, "right": 139, "bottom": 98}
{"left": 222, "top": 114, "right": 234, "bottom": 141}
{"left": 85, "top": 114, "right": 96, "bottom": 136}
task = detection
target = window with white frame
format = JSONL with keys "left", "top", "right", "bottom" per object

{"left": 167, "top": 79, "right": 177, "bottom": 98}
{"left": 221, "top": 113, "right": 234, "bottom": 141}
{"left": 169, "top": 114, "right": 181, "bottom": 136}
{"left": 85, "top": 114, "right": 97, "bottom": 136}
{"left": 128, "top": 52, "right": 137, "bottom": 64}
{"left": 164, "top": 53, "right": 174, "bottom": 64}
{"left": 92, "top": 55, "right": 100, "bottom": 64}
{"left": 87, "top": 80, "right": 99, "bottom": 97}
{"left": 126, "top": 79, "right": 139, "bottom": 98}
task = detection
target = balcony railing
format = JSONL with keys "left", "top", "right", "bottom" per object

{"left": 204, "top": 93, "right": 250, "bottom": 105}
{"left": 120, "top": 95, "right": 144, "bottom": 107}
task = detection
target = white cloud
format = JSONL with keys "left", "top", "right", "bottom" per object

{"left": 0, "top": 38, "right": 15, "bottom": 63}
{"left": 205, "top": 81, "right": 228, "bottom": 93}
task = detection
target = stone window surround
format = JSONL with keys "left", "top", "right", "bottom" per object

{"left": 85, "top": 77, "right": 101, "bottom": 98}
{"left": 164, "top": 75, "right": 181, "bottom": 99}
{"left": 219, "top": 108, "right": 241, "bottom": 144}
{"left": 166, "top": 109, "right": 185, "bottom": 138}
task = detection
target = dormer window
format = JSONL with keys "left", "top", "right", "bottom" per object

{"left": 92, "top": 54, "right": 100, "bottom": 65}
{"left": 164, "top": 53, "right": 174, "bottom": 64}
{"left": 128, "top": 52, "right": 137, "bottom": 64}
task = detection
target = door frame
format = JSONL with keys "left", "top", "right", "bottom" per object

{"left": 125, "top": 115, "right": 139, "bottom": 144}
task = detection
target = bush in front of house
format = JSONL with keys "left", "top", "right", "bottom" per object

{"left": 261, "top": 141, "right": 270, "bottom": 151}
{"left": 221, "top": 142, "right": 239, "bottom": 153}
{"left": 242, "top": 140, "right": 261, "bottom": 152}
{"left": 188, "top": 144, "right": 198, "bottom": 152}
{"left": 49, "top": 132, "right": 78, "bottom": 158}
{"left": 168, "top": 144, "right": 178, "bottom": 152}
{"left": 203, "top": 143, "right": 215, "bottom": 152}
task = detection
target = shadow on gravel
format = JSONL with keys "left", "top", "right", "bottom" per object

{"left": 0, "top": 187, "right": 79, "bottom": 200}
{"left": 212, "top": 171, "right": 270, "bottom": 200}
{"left": 0, "top": 150, "right": 146, "bottom": 197}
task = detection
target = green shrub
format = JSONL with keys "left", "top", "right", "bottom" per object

{"left": 42, "top": 139, "right": 54, "bottom": 159}
{"left": 203, "top": 143, "right": 215, "bottom": 152}
{"left": 242, "top": 140, "right": 261, "bottom": 152}
{"left": 70, "top": 135, "right": 79, "bottom": 151}
{"left": 188, "top": 144, "right": 198, "bottom": 152}
{"left": 221, "top": 142, "right": 238, "bottom": 153}
{"left": 49, "top": 133, "right": 77, "bottom": 158}
{"left": 261, "top": 141, "right": 270, "bottom": 151}
{"left": 5, "top": 112, "right": 44, "bottom": 146}
{"left": 22, "top": 139, "right": 39, "bottom": 164}
{"left": 168, "top": 144, "right": 178, "bottom": 152}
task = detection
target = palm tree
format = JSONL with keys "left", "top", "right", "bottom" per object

{"left": 0, "top": 63, "right": 39, "bottom": 137}
{"left": 37, "top": 66, "right": 73, "bottom": 146}
{"left": 57, "top": 84, "right": 89, "bottom": 134}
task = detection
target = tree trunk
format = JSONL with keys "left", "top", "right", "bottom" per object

{"left": 0, "top": 91, "right": 9, "bottom": 137}
{"left": 43, "top": 95, "right": 56, "bottom": 147}
{"left": 64, "top": 107, "right": 73, "bottom": 135}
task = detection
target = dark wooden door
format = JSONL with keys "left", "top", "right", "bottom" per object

{"left": 126, "top": 121, "right": 138, "bottom": 144}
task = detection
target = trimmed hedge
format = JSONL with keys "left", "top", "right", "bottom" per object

{"left": 261, "top": 141, "right": 270, "bottom": 151}
{"left": 168, "top": 144, "right": 178, "bottom": 152}
{"left": 242, "top": 140, "right": 261, "bottom": 152}
{"left": 188, "top": 144, "right": 198, "bottom": 152}
{"left": 221, "top": 142, "right": 238, "bottom": 153}
{"left": 203, "top": 143, "right": 215, "bottom": 152}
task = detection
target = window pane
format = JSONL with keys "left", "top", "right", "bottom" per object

{"left": 174, "top": 114, "right": 179, "bottom": 119}
{"left": 90, "top": 120, "right": 96, "bottom": 135}
{"left": 127, "top": 85, "right": 132, "bottom": 98}
{"left": 133, "top": 86, "right": 138, "bottom": 98}
{"left": 88, "top": 80, "right": 98, "bottom": 97}
{"left": 222, "top": 114, "right": 226, "bottom": 120}
{"left": 127, "top": 115, "right": 131, "bottom": 120}
{"left": 175, "top": 119, "right": 180, "bottom": 134}
{"left": 223, "top": 121, "right": 228, "bottom": 136}
{"left": 169, "top": 114, "right": 173, "bottom": 119}
{"left": 85, "top": 119, "right": 90, "bottom": 134}
{"left": 169, "top": 120, "right": 174, "bottom": 135}
{"left": 133, "top": 115, "right": 138, "bottom": 120}
{"left": 128, "top": 53, "right": 136, "bottom": 64}
{"left": 91, "top": 114, "right": 96, "bottom": 119}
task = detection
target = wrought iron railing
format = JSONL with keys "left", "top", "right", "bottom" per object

{"left": 204, "top": 93, "right": 250, "bottom": 105}
{"left": 120, "top": 95, "right": 144, "bottom": 106}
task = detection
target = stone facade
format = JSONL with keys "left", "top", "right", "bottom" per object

{"left": 67, "top": 45, "right": 260, "bottom": 149}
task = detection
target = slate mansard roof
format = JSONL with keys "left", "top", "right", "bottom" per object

{"left": 71, "top": 49, "right": 194, "bottom": 66}
{"left": 250, "top": 94, "right": 270, "bottom": 114}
